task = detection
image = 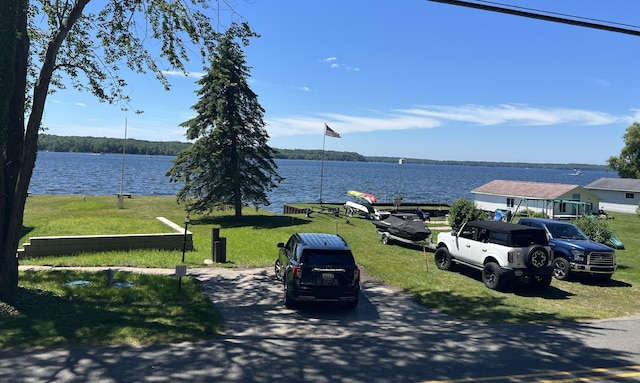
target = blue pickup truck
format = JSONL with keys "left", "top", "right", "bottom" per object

{"left": 518, "top": 218, "right": 617, "bottom": 282}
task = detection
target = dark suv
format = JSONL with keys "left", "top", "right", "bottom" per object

{"left": 275, "top": 233, "right": 360, "bottom": 309}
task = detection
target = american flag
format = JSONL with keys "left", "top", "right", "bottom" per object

{"left": 324, "top": 124, "right": 341, "bottom": 138}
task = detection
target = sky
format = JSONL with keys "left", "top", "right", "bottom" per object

{"left": 41, "top": 0, "right": 640, "bottom": 165}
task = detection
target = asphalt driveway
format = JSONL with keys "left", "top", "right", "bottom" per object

{"left": 3, "top": 266, "right": 640, "bottom": 382}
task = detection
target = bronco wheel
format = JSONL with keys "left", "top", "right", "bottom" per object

{"left": 434, "top": 247, "right": 453, "bottom": 271}
{"left": 274, "top": 259, "right": 283, "bottom": 281}
{"left": 482, "top": 262, "right": 504, "bottom": 290}
{"left": 529, "top": 274, "right": 552, "bottom": 290}
{"left": 526, "top": 246, "right": 550, "bottom": 269}
{"left": 553, "top": 257, "right": 572, "bottom": 281}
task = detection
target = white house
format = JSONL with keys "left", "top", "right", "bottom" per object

{"left": 471, "top": 180, "right": 601, "bottom": 219}
{"left": 584, "top": 178, "right": 640, "bottom": 214}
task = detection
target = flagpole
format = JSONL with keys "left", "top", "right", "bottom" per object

{"left": 320, "top": 127, "right": 326, "bottom": 204}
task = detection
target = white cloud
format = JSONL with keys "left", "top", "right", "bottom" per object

{"left": 629, "top": 109, "right": 640, "bottom": 123}
{"left": 265, "top": 104, "right": 632, "bottom": 137}
{"left": 323, "top": 57, "right": 359, "bottom": 71}
{"left": 401, "top": 104, "right": 625, "bottom": 126}
{"left": 163, "top": 70, "right": 205, "bottom": 79}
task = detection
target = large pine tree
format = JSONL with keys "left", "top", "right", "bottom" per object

{"left": 167, "top": 23, "right": 282, "bottom": 218}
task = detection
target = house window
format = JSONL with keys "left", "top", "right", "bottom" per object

{"left": 507, "top": 198, "right": 515, "bottom": 207}
{"left": 559, "top": 202, "right": 567, "bottom": 213}
{"left": 626, "top": 193, "right": 635, "bottom": 199}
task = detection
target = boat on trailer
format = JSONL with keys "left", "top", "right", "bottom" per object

{"left": 372, "top": 213, "right": 431, "bottom": 245}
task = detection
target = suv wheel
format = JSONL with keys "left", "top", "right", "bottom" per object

{"left": 526, "top": 246, "right": 550, "bottom": 269}
{"left": 434, "top": 247, "right": 453, "bottom": 271}
{"left": 482, "top": 262, "right": 504, "bottom": 290}
{"left": 274, "top": 259, "right": 283, "bottom": 281}
{"left": 529, "top": 274, "right": 552, "bottom": 290}
{"left": 283, "top": 282, "right": 296, "bottom": 309}
{"left": 553, "top": 257, "right": 572, "bottom": 281}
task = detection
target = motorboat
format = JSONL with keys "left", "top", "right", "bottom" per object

{"left": 344, "top": 200, "right": 391, "bottom": 220}
{"left": 345, "top": 190, "right": 390, "bottom": 220}
{"left": 372, "top": 213, "right": 431, "bottom": 241}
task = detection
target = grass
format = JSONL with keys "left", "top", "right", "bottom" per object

{"left": 1, "top": 269, "right": 222, "bottom": 351}
{"left": 4, "top": 195, "right": 640, "bottom": 350}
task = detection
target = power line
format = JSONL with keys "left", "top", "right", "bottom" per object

{"left": 426, "top": 0, "right": 640, "bottom": 37}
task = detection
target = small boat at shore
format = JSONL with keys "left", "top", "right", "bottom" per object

{"left": 347, "top": 190, "right": 378, "bottom": 203}
{"left": 345, "top": 190, "right": 390, "bottom": 220}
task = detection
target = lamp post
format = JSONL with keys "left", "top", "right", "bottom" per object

{"left": 398, "top": 158, "right": 405, "bottom": 198}
{"left": 181, "top": 214, "right": 190, "bottom": 263}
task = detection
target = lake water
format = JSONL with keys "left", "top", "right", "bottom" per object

{"left": 30, "top": 152, "right": 617, "bottom": 214}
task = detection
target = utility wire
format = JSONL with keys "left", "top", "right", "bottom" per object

{"left": 426, "top": 0, "right": 640, "bottom": 37}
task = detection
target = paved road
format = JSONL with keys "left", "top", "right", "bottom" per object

{"left": 2, "top": 266, "right": 640, "bottom": 382}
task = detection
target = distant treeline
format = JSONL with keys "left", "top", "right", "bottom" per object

{"left": 37, "top": 135, "right": 609, "bottom": 170}
{"left": 274, "top": 148, "right": 367, "bottom": 162}
{"left": 276, "top": 149, "right": 610, "bottom": 171}
{"left": 38, "top": 134, "right": 191, "bottom": 156}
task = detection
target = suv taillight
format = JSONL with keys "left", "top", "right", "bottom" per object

{"left": 354, "top": 267, "right": 360, "bottom": 281}
{"left": 293, "top": 265, "right": 302, "bottom": 279}
{"left": 508, "top": 251, "right": 515, "bottom": 263}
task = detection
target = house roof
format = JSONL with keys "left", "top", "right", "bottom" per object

{"left": 585, "top": 177, "right": 640, "bottom": 192}
{"left": 471, "top": 180, "right": 582, "bottom": 200}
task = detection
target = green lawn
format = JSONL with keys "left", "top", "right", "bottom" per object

{"left": 1, "top": 269, "right": 222, "bottom": 351}
{"left": 3, "top": 195, "right": 640, "bottom": 350}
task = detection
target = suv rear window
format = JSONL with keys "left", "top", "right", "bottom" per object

{"left": 511, "top": 231, "right": 548, "bottom": 247}
{"left": 301, "top": 250, "right": 355, "bottom": 266}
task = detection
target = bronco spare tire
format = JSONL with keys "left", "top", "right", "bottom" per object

{"left": 526, "top": 246, "right": 549, "bottom": 269}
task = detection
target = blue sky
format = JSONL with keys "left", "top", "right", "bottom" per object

{"left": 43, "top": 0, "right": 640, "bottom": 165}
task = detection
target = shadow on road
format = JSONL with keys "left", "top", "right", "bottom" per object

{"left": 1, "top": 267, "right": 638, "bottom": 383}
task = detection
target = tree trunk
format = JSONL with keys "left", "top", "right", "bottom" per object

{"left": 0, "top": 0, "right": 90, "bottom": 298}
{"left": 0, "top": 0, "right": 26, "bottom": 299}
{"left": 231, "top": 136, "right": 242, "bottom": 218}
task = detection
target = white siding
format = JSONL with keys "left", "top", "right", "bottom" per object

{"left": 591, "top": 190, "right": 639, "bottom": 213}
{"left": 473, "top": 191, "right": 600, "bottom": 217}
{"left": 473, "top": 195, "right": 552, "bottom": 216}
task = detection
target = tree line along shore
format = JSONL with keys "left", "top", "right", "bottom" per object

{"left": 38, "top": 134, "right": 609, "bottom": 171}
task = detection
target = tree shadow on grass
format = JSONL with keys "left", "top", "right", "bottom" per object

{"left": 410, "top": 288, "right": 583, "bottom": 324}
{"left": 2, "top": 270, "right": 222, "bottom": 351}
{"left": 190, "top": 215, "right": 312, "bottom": 229}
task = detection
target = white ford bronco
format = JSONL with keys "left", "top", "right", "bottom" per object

{"left": 434, "top": 221, "right": 553, "bottom": 290}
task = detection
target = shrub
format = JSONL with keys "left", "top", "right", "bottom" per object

{"left": 517, "top": 209, "right": 547, "bottom": 218}
{"left": 449, "top": 197, "right": 485, "bottom": 231}
{"left": 573, "top": 216, "right": 612, "bottom": 244}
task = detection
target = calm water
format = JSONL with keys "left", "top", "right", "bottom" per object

{"left": 30, "top": 152, "right": 617, "bottom": 213}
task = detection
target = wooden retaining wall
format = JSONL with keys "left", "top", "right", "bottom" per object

{"left": 18, "top": 217, "right": 193, "bottom": 259}
{"left": 283, "top": 203, "right": 308, "bottom": 214}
